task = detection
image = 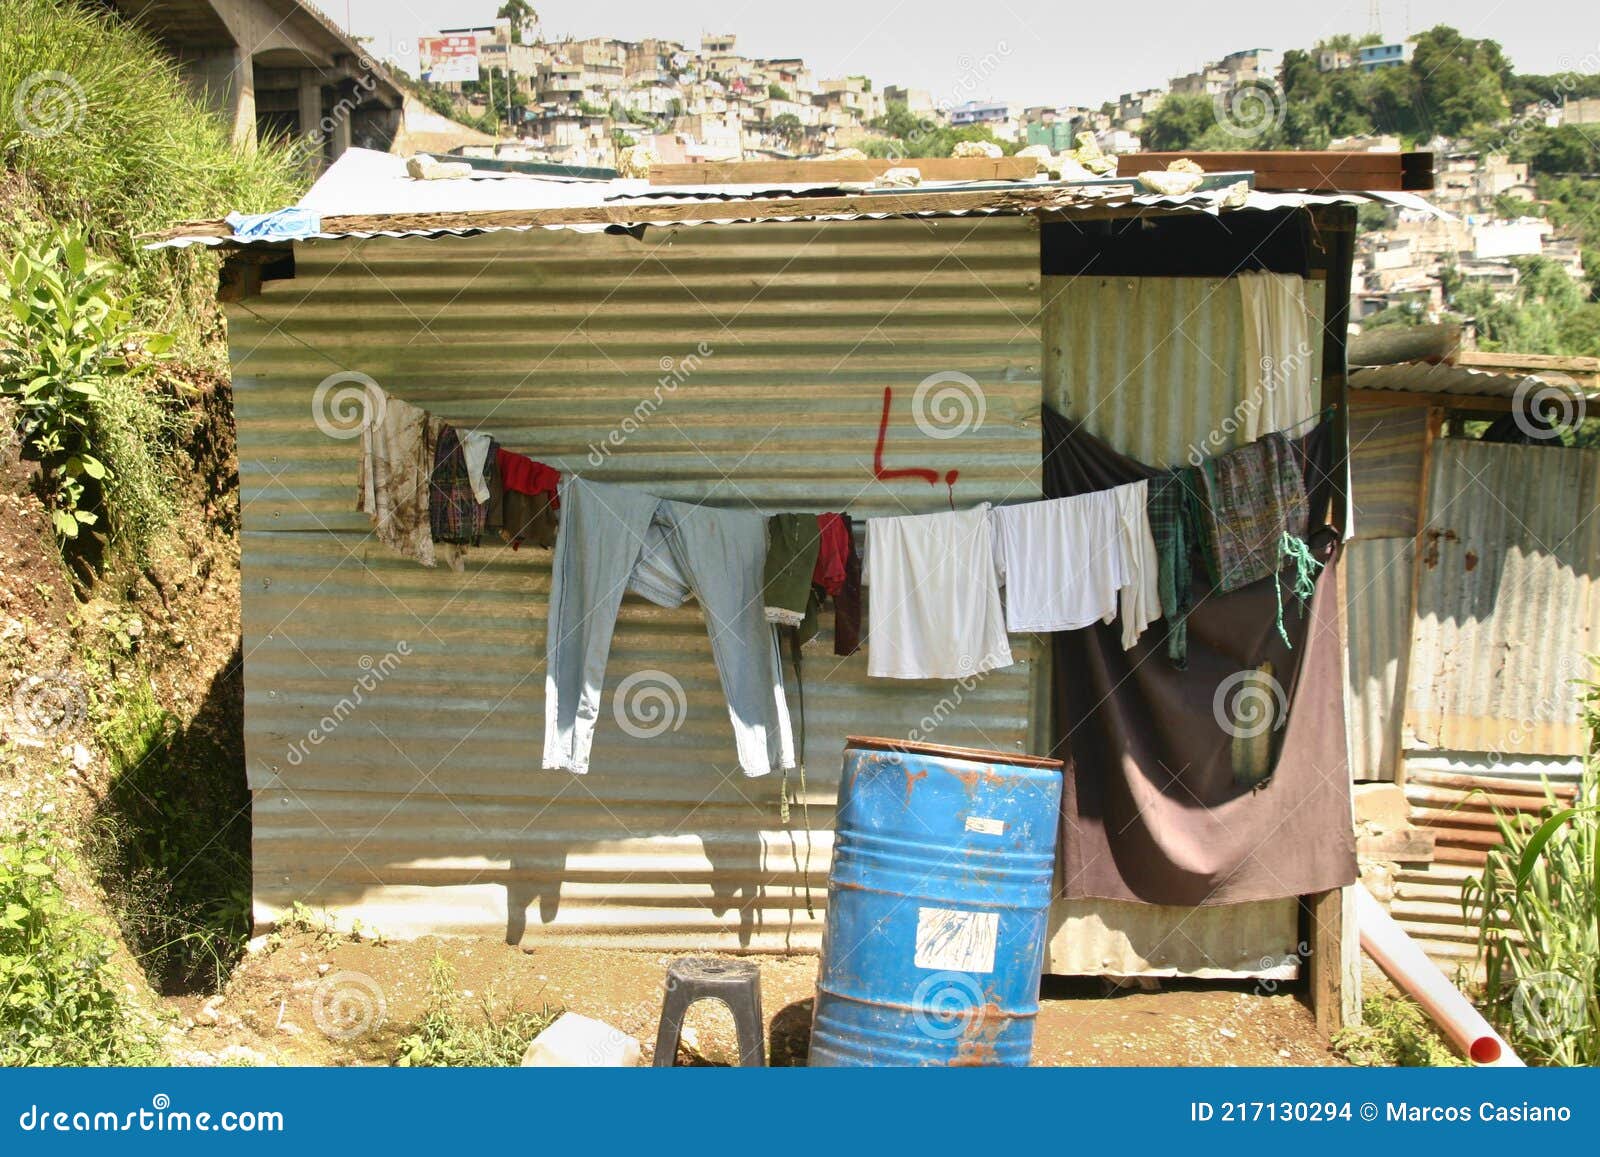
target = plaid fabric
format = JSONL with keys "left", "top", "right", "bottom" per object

{"left": 1147, "top": 466, "right": 1208, "bottom": 668}
{"left": 429, "top": 423, "right": 485, "bottom": 545}
{"left": 1201, "top": 432, "right": 1307, "bottom": 593}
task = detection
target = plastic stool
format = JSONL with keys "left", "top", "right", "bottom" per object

{"left": 652, "top": 957, "right": 766, "bottom": 1067}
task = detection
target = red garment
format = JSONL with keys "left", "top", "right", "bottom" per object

{"left": 812, "top": 512, "right": 849, "bottom": 596}
{"left": 497, "top": 448, "right": 560, "bottom": 507}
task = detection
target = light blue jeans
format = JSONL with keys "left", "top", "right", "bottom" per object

{"left": 542, "top": 476, "right": 795, "bottom": 777}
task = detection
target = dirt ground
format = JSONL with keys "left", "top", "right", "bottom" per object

{"left": 167, "top": 931, "right": 1344, "bottom": 1067}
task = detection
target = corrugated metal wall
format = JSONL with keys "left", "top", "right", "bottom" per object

{"left": 1407, "top": 439, "right": 1600, "bottom": 756}
{"left": 229, "top": 217, "right": 1045, "bottom": 948}
{"left": 1342, "top": 403, "right": 1429, "bottom": 782}
{"left": 1042, "top": 274, "right": 1326, "bottom": 467}
{"left": 1040, "top": 273, "right": 1325, "bottom": 977}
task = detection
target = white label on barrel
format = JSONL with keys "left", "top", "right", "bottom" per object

{"left": 914, "top": 907, "right": 998, "bottom": 974}
{"left": 965, "top": 815, "right": 1006, "bottom": 835}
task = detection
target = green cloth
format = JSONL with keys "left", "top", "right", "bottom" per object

{"left": 763, "top": 514, "right": 822, "bottom": 628}
{"left": 1148, "top": 466, "right": 1209, "bottom": 669}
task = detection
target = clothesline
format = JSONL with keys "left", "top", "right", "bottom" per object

{"left": 354, "top": 381, "right": 1326, "bottom": 777}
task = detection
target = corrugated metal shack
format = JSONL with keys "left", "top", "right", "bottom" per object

{"left": 1344, "top": 349, "right": 1600, "bottom": 965}
{"left": 156, "top": 149, "right": 1425, "bottom": 1007}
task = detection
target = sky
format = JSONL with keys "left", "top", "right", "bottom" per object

{"left": 330, "top": 0, "right": 1600, "bottom": 109}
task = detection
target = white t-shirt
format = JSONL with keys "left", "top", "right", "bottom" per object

{"left": 864, "top": 504, "right": 1014, "bottom": 679}
{"left": 990, "top": 490, "right": 1125, "bottom": 633}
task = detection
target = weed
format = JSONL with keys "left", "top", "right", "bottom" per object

{"left": 1332, "top": 993, "right": 1465, "bottom": 1067}
{"left": 395, "top": 957, "right": 560, "bottom": 1067}
{"left": 0, "top": 817, "right": 161, "bottom": 1065}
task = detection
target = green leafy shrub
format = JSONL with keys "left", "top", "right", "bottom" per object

{"left": 1332, "top": 993, "right": 1465, "bottom": 1067}
{"left": 395, "top": 957, "right": 559, "bottom": 1067}
{"left": 1464, "top": 701, "right": 1599, "bottom": 1066}
{"left": 0, "top": 821, "right": 160, "bottom": 1065}
{"left": 0, "top": 229, "right": 177, "bottom": 556}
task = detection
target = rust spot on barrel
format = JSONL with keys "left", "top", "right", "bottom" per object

{"left": 903, "top": 768, "right": 927, "bottom": 804}
{"left": 1464, "top": 550, "right": 1478, "bottom": 571}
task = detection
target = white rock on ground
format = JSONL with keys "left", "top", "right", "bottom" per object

{"left": 520, "top": 1012, "right": 642, "bottom": 1067}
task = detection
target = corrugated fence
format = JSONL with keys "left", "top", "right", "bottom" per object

{"left": 230, "top": 216, "right": 1046, "bottom": 948}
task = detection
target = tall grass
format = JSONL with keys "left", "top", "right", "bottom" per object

{"left": 1464, "top": 672, "right": 1600, "bottom": 1066}
{"left": 0, "top": 0, "right": 310, "bottom": 348}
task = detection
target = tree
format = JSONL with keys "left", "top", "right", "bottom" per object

{"left": 1408, "top": 25, "right": 1511, "bottom": 137}
{"left": 772, "top": 113, "right": 802, "bottom": 147}
{"left": 1513, "top": 126, "right": 1600, "bottom": 176}
{"left": 497, "top": 1, "right": 537, "bottom": 44}
{"left": 1139, "top": 93, "right": 1215, "bottom": 151}
{"left": 768, "top": 83, "right": 791, "bottom": 102}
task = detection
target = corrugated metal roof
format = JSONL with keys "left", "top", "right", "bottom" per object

{"left": 1351, "top": 360, "right": 1597, "bottom": 401}
{"left": 1406, "top": 439, "right": 1600, "bottom": 756}
{"left": 148, "top": 148, "right": 1426, "bottom": 249}
{"left": 1042, "top": 274, "right": 1327, "bottom": 466}
{"left": 233, "top": 216, "right": 1048, "bottom": 948}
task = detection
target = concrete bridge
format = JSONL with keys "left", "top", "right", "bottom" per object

{"left": 108, "top": 0, "right": 404, "bottom": 163}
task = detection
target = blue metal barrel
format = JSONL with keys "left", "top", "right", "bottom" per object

{"left": 809, "top": 736, "right": 1064, "bottom": 1067}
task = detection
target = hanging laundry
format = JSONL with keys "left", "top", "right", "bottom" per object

{"left": 763, "top": 514, "right": 823, "bottom": 627}
{"left": 460, "top": 429, "right": 494, "bottom": 503}
{"left": 1146, "top": 466, "right": 1209, "bottom": 668}
{"left": 990, "top": 490, "right": 1125, "bottom": 634}
{"left": 832, "top": 513, "right": 863, "bottom": 657}
{"left": 812, "top": 513, "right": 851, "bottom": 597}
{"left": 356, "top": 384, "right": 436, "bottom": 567}
{"left": 495, "top": 447, "right": 561, "bottom": 551}
{"left": 430, "top": 424, "right": 486, "bottom": 553}
{"left": 1201, "top": 431, "right": 1309, "bottom": 593}
{"left": 544, "top": 477, "right": 794, "bottom": 778}
{"left": 864, "top": 505, "right": 1012, "bottom": 679}
{"left": 1238, "top": 271, "right": 1316, "bottom": 442}
{"left": 1110, "top": 479, "right": 1161, "bottom": 651}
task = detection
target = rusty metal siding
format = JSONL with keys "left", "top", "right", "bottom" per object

{"left": 1406, "top": 439, "right": 1600, "bottom": 756}
{"left": 1348, "top": 404, "right": 1427, "bottom": 540}
{"left": 1042, "top": 275, "right": 1326, "bottom": 465}
{"left": 1343, "top": 537, "right": 1415, "bottom": 781}
{"left": 230, "top": 217, "right": 1045, "bottom": 948}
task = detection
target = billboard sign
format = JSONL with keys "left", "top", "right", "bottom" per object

{"left": 421, "top": 35, "right": 481, "bottom": 84}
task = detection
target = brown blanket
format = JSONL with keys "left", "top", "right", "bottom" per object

{"left": 1043, "top": 408, "right": 1357, "bottom": 907}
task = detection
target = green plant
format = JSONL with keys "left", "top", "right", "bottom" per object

{"left": 0, "top": 820, "right": 160, "bottom": 1065}
{"left": 395, "top": 957, "right": 559, "bottom": 1067}
{"left": 1332, "top": 993, "right": 1466, "bottom": 1066}
{"left": 0, "top": 230, "right": 172, "bottom": 544}
{"left": 1464, "top": 690, "right": 1599, "bottom": 1065}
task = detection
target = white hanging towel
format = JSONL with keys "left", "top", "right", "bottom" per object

{"left": 865, "top": 504, "right": 1013, "bottom": 679}
{"left": 460, "top": 429, "right": 495, "bottom": 503}
{"left": 990, "top": 489, "right": 1124, "bottom": 634}
{"left": 989, "top": 481, "right": 1159, "bottom": 647}
{"left": 1238, "top": 271, "right": 1316, "bottom": 442}
{"left": 356, "top": 384, "right": 436, "bottom": 567}
{"left": 1110, "top": 479, "right": 1160, "bottom": 650}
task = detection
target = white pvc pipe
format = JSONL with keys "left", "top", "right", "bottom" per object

{"left": 1355, "top": 885, "right": 1523, "bottom": 1066}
